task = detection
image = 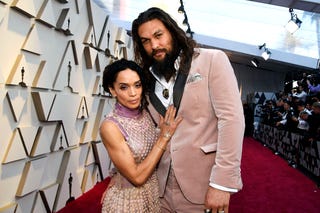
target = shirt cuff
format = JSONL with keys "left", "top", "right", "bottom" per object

{"left": 209, "top": 182, "right": 238, "bottom": 193}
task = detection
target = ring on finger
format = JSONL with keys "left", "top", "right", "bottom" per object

{"left": 163, "top": 132, "right": 171, "bottom": 139}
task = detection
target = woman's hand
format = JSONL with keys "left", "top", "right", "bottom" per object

{"left": 159, "top": 105, "right": 183, "bottom": 141}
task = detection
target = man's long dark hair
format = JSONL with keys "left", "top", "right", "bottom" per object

{"left": 131, "top": 7, "right": 197, "bottom": 78}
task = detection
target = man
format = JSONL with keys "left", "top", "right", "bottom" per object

{"left": 305, "top": 101, "right": 320, "bottom": 143}
{"left": 131, "top": 7, "right": 245, "bottom": 213}
{"left": 292, "top": 85, "right": 307, "bottom": 103}
{"left": 275, "top": 100, "right": 298, "bottom": 132}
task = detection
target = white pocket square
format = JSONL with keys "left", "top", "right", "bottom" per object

{"left": 187, "top": 73, "right": 202, "bottom": 84}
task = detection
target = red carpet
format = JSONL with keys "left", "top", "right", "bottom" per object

{"left": 57, "top": 137, "right": 320, "bottom": 213}
{"left": 230, "top": 137, "right": 319, "bottom": 213}
{"left": 57, "top": 177, "right": 110, "bottom": 213}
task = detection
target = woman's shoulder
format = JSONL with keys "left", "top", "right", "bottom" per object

{"left": 101, "top": 114, "right": 130, "bottom": 141}
{"left": 100, "top": 118, "right": 119, "bottom": 134}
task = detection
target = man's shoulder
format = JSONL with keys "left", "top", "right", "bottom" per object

{"left": 194, "top": 48, "right": 228, "bottom": 60}
{"left": 196, "top": 47, "right": 227, "bottom": 56}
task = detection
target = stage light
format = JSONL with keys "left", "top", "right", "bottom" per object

{"left": 182, "top": 15, "right": 188, "bottom": 25}
{"left": 285, "top": 8, "right": 302, "bottom": 34}
{"left": 251, "top": 58, "right": 259, "bottom": 67}
{"left": 258, "top": 43, "right": 271, "bottom": 61}
{"left": 178, "top": 0, "right": 194, "bottom": 38}
{"left": 186, "top": 27, "right": 194, "bottom": 37}
{"left": 178, "top": 0, "right": 184, "bottom": 13}
{"left": 261, "top": 49, "right": 271, "bottom": 60}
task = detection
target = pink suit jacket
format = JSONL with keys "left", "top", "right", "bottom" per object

{"left": 147, "top": 48, "right": 245, "bottom": 204}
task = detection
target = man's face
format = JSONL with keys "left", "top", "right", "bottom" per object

{"left": 312, "top": 106, "right": 320, "bottom": 114}
{"left": 138, "top": 19, "right": 173, "bottom": 62}
{"left": 284, "top": 103, "right": 290, "bottom": 110}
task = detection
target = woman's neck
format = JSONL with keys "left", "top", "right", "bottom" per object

{"left": 114, "top": 102, "right": 141, "bottom": 118}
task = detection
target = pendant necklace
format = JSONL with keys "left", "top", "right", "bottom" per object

{"left": 161, "top": 80, "right": 174, "bottom": 99}
{"left": 162, "top": 88, "right": 169, "bottom": 99}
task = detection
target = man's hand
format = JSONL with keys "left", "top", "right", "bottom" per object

{"left": 204, "top": 187, "right": 231, "bottom": 213}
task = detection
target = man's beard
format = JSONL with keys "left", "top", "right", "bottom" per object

{"left": 152, "top": 50, "right": 178, "bottom": 82}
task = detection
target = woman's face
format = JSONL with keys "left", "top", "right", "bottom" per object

{"left": 109, "top": 68, "right": 142, "bottom": 109}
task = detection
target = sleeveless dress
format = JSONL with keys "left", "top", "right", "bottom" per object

{"left": 101, "top": 103, "right": 161, "bottom": 213}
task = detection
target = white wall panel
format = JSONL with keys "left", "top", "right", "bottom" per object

{"left": 39, "top": 183, "right": 59, "bottom": 212}
{"left": 6, "top": 90, "right": 28, "bottom": 122}
{"left": 0, "top": 203, "right": 17, "bottom": 213}
{"left": 18, "top": 126, "right": 38, "bottom": 156}
{"left": 0, "top": 160, "right": 25, "bottom": 207}
{"left": 2, "top": 129, "right": 27, "bottom": 163}
{"left": 0, "top": 10, "right": 32, "bottom": 84}
{"left": 11, "top": 0, "right": 45, "bottom": 18}
{"left": 16, "top": 157, "right": 47, "bottom": 197}
{"left": 0, "top": 0, "right": 135, "bottom": 212}
{"left": 36, "top": 0, "right": 57, "bottom": 27}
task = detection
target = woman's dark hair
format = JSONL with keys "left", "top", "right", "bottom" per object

{"left": 102, "top": 58, "right": 148, "bottom": 110}
{"left": 131, "top": 7, "right": 197, "bottom": 76}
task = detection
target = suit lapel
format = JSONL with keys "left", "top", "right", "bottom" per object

{"left": 148, "top": 71, "right": 188, "bottom": 117}
{"left": 173, "top": 72, "right": 188, "bottom": 112}
{"left": 149, "top": 76, "right": 167, "bottom": 117}
{"left": 149, "top": 92, "right": 167, "bottom": 117}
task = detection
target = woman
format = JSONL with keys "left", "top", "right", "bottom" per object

{"left": 99, "top": 58, "right": 182, "bottom": 212}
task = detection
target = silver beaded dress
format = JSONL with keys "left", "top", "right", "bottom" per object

{"left": 101, "top": 102, "right": 161, "bottom": 213}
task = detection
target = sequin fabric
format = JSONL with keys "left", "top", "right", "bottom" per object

{"left": 101, "top": 103, "right": 161, "bottom": 213}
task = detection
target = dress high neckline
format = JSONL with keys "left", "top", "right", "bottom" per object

{"left": 114, "top": 102, "right": 141, "bottom": 118}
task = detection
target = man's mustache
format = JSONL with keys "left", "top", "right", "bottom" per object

{"left": 152, "top": 49, "right": 166, "bottom": 56}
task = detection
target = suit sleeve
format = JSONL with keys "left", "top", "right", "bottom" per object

{"left": 208, "top": 50, "right": 245, "bottom": 190}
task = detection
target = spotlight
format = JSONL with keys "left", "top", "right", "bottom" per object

{"left": 178, "top": 0, "right": 194, "bottom": 38}
{"left": 261, "top": 49, "right": 271, "bottom": 60}
{"left": 182, "top": 15, "right": 188, "bottom": 25}
{"left": 258, "top": 43, "right": 271, "bottom": 61}
{"left": 251, "top": 58, "right": 259, "bottom": 67}
{"left": 178, "top": 5, "right": 184, "bottom": 13}
{"left": 178, "top": 0, "right": 185, "bottom": 13}
{"left": 186, "top": 27, "right": 194, "bottom": 37}
{"left": 285, "top": 8, "right": 302, "bottom": 34}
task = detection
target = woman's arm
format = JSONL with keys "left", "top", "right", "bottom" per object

{"left": 99, "top": 105, "right": 182, "bottom": 186}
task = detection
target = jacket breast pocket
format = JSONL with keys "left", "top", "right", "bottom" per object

{"left": 200, "top": 143, "right": 217, "bottom": 154}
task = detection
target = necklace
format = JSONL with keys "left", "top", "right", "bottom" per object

{"left": 162, "top": 80, "right": 174, "bottom": 100}
{"left": 162, "top": 88, "right": 169, "bottom": 99}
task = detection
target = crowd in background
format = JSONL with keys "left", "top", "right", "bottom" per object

{"left": 258, "top": 72, "right": 320, "bottom": 144}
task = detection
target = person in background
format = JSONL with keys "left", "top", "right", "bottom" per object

{"left": 299, "top": 72, "right": 309, "bottom": 92}
{"left": 296, "top": 111, "right": 310, "bottom": 134}
{"left": 260, "top": 100, "right": 275, "bottom": 125}
{"left": 307, "top": 75, "right": 320, "bottom": 96}
{"left": 99, "top": 58, "right": 182, "bottom": 212}
{"left": 131, "top": 7, "right": 245, "bottom": 213}
{"left": 292, "top": 85, "right": 307, "bottom": 103}
{"left": 275, "top": 100, "right": 298, "bottom": 132}
{"left": 272, "top": 98, "right": 285, "bottom": 125}
{"left": 305, "top": 102, "right": 320, "bottom": 143}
